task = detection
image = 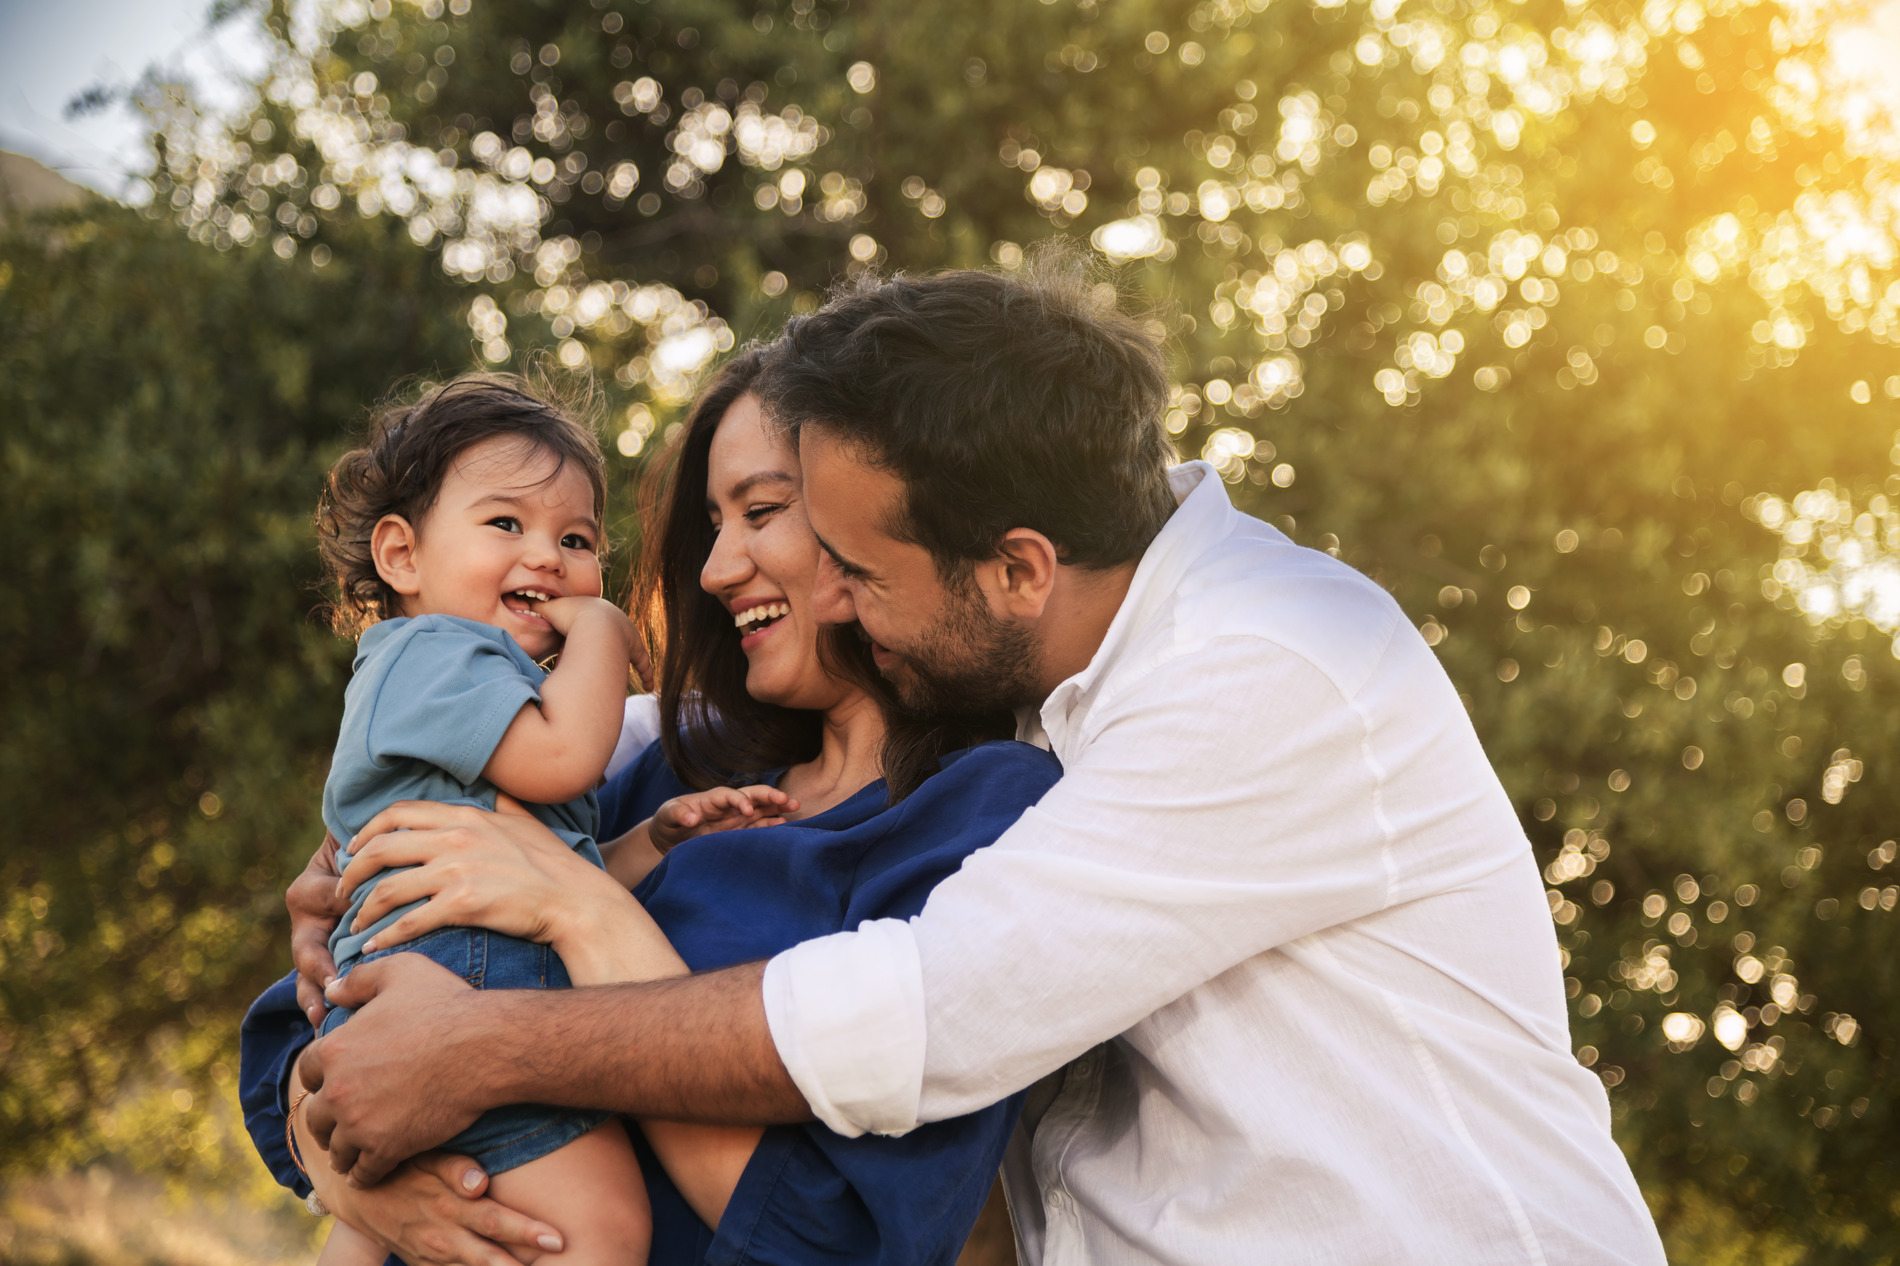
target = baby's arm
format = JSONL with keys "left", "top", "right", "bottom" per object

{"left": 483, "top": 597, "right": 637, "bottom": 805}
{"left": 602, "top": 786, "right": 796, "bottom": 889}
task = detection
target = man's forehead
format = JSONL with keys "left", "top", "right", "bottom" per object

{"left": 799, "top": 429, "right": 902, "bottom": 520}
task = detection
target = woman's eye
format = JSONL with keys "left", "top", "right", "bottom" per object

{"left": 562, "top": 533, "right": 596, "bottom": 552}
{"left": 743, "top": 503, "right": 784, "bottom": 523}
{"left": 487, "top": 516, "right": 522, "bottom": 533}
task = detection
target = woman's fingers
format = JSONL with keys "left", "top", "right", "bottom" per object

{"left": 362, "top": 899, "right": 458, "bottom": 951}
{"left": 350, "top": 800, "right": 491, "bottom": 851}
{"left": 289, "top": 834, "right": 347, "bottom": 1023}
{"left": 413, "top": 1149, "right": 490, "bottom": 1197}
{"left": 296, "top": 975, "right": 329, "bottom": 1030}
{"left": 353, "top": 865, "right": 453, "bottom": 936}
{"left": 411, "top": 1152, "right": 565, "bottom": 1252}
{"left": 338, "top": 831, "right": 442, "bottom": 905}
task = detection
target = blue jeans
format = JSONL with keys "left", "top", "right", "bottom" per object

{"left": 320, "top": 927, "right": 611, "bottom": 1174}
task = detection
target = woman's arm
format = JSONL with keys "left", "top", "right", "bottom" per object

{"left": 337, "top": 801, "right": 766, "bottom": 1226}
{"left": 291, "top": 1054, "right": 566, "bottom": 1266}
{"left": 546, "top": 874, "right": 764, "bottom": 1230}
{"left": 238, "top": 971, "right": 561, "bottom": 1265}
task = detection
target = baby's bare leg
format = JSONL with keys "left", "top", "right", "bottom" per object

{"left": 316, "top": 1219, "right": 388, "bottom": 1266}
{"left": 487, "top": 1118, "right": 650, "bottom": 1265}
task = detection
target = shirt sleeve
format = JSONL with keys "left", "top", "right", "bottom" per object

{"left": 605, "top": 693, "right": 663, "bottom": 779}
{"left": 238, "top": 972, "right": 316, "bottom": 1198}
{"left": 766, "top": 637, "right": 1415, "bottom": 1135}
{"left": 364, "top": 620, "right": 542, "bottom": 786}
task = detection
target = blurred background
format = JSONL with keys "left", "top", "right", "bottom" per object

{"left": 3, "top": 0, "right": 1898, "bottom": 1260}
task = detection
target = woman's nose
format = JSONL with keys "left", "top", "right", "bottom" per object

{"left": 701, "top": 524, "right": 753, "bottom": 593}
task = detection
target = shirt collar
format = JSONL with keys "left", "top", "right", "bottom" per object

{"left": 1038, "top": 461, "right": 1235, "bottom": 718}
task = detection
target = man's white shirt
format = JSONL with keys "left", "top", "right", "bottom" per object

{"left": 763, "top": 462, "right": 1664, "bottom": 1264}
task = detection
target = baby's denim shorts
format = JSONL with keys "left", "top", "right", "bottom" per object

{"left": 319, "top": 927, "right": 611, "bottom": 1175}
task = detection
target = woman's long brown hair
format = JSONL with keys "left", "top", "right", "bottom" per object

{"left": 635, "top": 348, "right": 1014, "bottom": 802}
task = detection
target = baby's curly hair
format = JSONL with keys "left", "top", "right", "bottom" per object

{"left": 317, "top": 372, "right": 607, "bottom": 637}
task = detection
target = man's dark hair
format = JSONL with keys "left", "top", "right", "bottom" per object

{"left": 316, "top": 372, "right": 606, "bottom": 636}
{"left": 760, "top": 246, "right": 1177, "bottom": 574}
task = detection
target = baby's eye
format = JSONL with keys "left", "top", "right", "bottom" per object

{"left": 487, "top": 516, "right": 522, "bottom": 534}
{"left": 562, "top": 533, "right": 596, "bottom": 552}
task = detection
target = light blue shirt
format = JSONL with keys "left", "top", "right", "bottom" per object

{"left": 322, "top": 614, "right": 602, "bottom": 969}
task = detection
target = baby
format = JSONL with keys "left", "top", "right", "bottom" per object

{"left": 302, "top": 375, "right": 783, "bottom": 1264}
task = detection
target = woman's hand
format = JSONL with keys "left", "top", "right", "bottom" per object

{"left": 313, "top": 1151, "right": 562, "bottom": 1266}
{"left": 340, "top": 800, "right": 632, "bottom": 955}
{"left": 289, "top": 833, "right": 350, "bottom": 1029}
{"left": 294, "top": 1046, "right": 565, "bottom": 1266}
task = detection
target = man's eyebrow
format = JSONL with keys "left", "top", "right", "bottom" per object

{"left": 814, "top": 532, "right": 871, "bottom": 578}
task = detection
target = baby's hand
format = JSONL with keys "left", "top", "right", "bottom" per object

{"left": 649, "top": 785, "right": 798, "bottom": 851}
{"left": 534, "top": 595, "right": 636, "bottom": 648}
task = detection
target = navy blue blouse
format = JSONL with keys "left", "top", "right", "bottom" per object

{"left": 240, "top": 737, "right": 1061, "bottom": 1265}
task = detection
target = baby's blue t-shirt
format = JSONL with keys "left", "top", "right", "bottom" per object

{"left": 322, "top": 614, "right": 604, "bottom": 969}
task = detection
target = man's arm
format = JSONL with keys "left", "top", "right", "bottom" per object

{"left": 301, "top": 951, "right": 810, "bottom": 1186}
{"left": 768, "top": 638, "right": 1457, "bottom": 1135}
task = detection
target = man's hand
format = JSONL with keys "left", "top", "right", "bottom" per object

{"left": 301, "top": 953, "right": 491, "bottom": 1186}
{"left": 289, "top": 833, "right": 349, "bottom": 1029}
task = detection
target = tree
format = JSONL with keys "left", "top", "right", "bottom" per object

{"left": 0, "top": 197, "right": 471, "bottom": 1181}
{"left": 14, "top": 0, "right": 1900, "bottom": 1254}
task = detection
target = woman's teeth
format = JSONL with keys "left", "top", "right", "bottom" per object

{"left": 734, "top": 601, "right": 789, "bottom": 633}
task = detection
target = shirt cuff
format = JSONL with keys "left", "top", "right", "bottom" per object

{"left": 761, "top": 917, "right": 927, "bottom": 1139}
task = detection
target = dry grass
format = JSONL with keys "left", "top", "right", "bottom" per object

{"left": 0, "top": 1169, "right": 319, "bottom": 1266}
{"left": 0, "top": 1168, "right": 1019, "bottom": 1265}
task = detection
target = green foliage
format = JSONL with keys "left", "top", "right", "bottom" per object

{"left": 0, "top": 201, "right": 472, "bottom": 1179}
{"left": 9, "top": 0, "right": 1900, "bottom": 1256}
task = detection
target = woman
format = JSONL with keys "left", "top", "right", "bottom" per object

{"left": 240, "top": 349, "right": 1061, "bottom": 1265}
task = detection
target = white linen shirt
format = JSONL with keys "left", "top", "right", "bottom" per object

{"left": 762, "top": 462, "right": 1664, "bottom": 1265}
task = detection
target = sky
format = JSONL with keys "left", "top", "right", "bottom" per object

{"left": 3, "top": 0, "right": 1898, "bottom": 204}
{"left": 0, "top": 0, "right": 268, "bottom": 201}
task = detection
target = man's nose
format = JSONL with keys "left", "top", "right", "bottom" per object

{"left": 810, "top": 553, "right": 856, "bottom": 626}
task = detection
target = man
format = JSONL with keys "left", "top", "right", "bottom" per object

{"left": 282, "top": 256, "right": 1665, "bottom": 1263}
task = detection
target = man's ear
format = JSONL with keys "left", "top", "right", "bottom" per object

{"left": 370, "top": 515, "right": 423, "bottom": 604}
{"left": 980, "top": 528, "right": 1061, "bottom": 620}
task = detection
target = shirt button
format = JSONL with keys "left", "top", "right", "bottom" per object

{"left": 1048, "top": 1192, "right": 1069, "bottom": 1213}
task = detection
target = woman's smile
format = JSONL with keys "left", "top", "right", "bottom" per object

{"left": 700, "top": 394, "right": 855, "bottom": 713}
{"left": 736, "top": 600, "right": 792, "bottom": 651}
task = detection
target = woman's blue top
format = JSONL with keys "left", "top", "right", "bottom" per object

{"left": 239, "top": 736, "right": 1062, "bottom": 1265}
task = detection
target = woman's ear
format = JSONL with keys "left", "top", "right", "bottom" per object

{"left": 370, "top": 515, "right": 423, "bottom": 606}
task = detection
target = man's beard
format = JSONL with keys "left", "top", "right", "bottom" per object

{"left": 880, "top": 574, "right": 1042, "bottom": 720}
